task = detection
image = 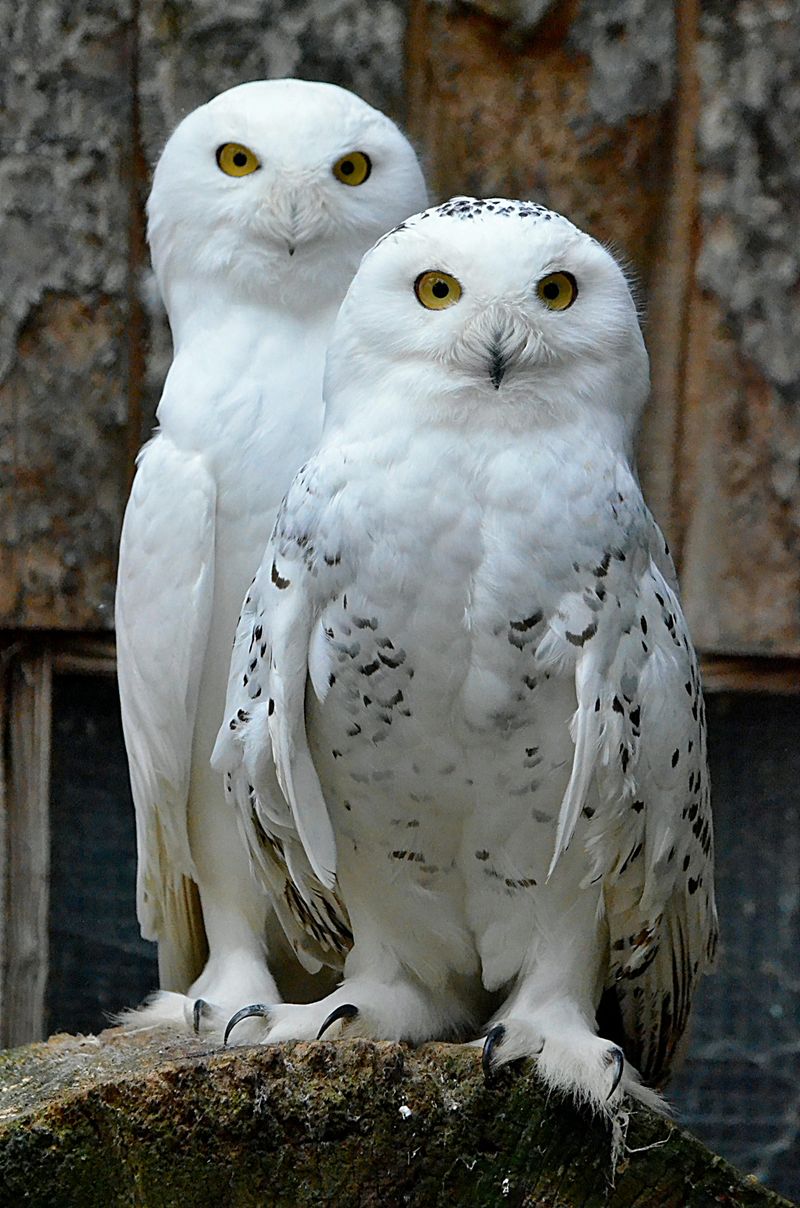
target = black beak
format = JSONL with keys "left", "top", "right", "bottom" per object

{"left": 488, "top": 343, "right": 507, "bottom": 390}
{"left": 287, "top": 244, "right": 295, "bottom": 257}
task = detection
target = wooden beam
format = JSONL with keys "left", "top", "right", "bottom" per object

{"left": 700, "top": 654, "right": 800, "bottom": 696}
{"left": 51, "top": 635, "right": 117, "bottom": 677}
{"left": 0, "top": 642, "right": 52, "bottom": 1047}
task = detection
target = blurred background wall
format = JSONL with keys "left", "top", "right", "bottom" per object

{"left": 1, "top": 0, "right": 798, "bottom": 1198}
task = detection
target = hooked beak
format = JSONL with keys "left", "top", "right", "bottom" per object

{"left": 488, "top": 341, "right": 509, "bottom": 390}
{"left": 457, "top": 305, "right": 530, "bottom": 391}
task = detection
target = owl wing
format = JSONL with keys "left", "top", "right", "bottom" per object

{"left": 546, "top": 511, "right": 718, "bottom": 1086}
{"left": 115, "top": 434, "right": 215, "bottom": 990}
{"left": 212, "top": 463, "right": 352, "bottom": 972}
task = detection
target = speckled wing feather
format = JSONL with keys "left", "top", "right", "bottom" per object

{"left": 212, "top": 463, "right": 352, "bottom": 972}
{"left": 116, "top": 436, "right": 215, "bottom": 990}
{"left": 549, "top": 513, "right": 718, "bottom": 1085}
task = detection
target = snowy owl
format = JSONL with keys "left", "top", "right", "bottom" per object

{"left": 115, "top": 79, "right": 427, "bottom": 1035}
{"left": 213, "top": 198, "right": 718, "bottom": 1117}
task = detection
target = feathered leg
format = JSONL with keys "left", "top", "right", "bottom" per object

{"left": 477, "top": 882, "right": 664, "bottom": 1116}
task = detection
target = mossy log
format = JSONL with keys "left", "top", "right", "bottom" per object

{"left": 0, "top": 1030, "right": 792, "bottom": 1207}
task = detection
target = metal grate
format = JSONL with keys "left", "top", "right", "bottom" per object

{"left": 47, "top": 674, "right": 157, "bottom": 1035}
{"left": 670, "top": 693, "right": 800, "bottom": 1201}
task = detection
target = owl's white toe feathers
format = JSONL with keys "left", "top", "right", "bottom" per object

{"left": 216, "top": 197, "right": 717, "bottom": 1113}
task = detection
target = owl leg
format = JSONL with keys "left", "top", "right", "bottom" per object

{"left": 478, "top": 889, "right": 665, "bottom": 1117}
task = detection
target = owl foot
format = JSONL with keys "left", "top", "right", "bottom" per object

{"left": 317, "top": 1003, "right": 359, "bottom": 1039}
{"left": 224, "top": 1002, "right": 277, "bottom": 1044}
{"left": 606, "top": 1044, "right": 625, "bottom": 1098}
{"left": 193, "top": 998, "right": 216, "bottom": 1034}
{"left": 223, "top": 972, "right": 471, "bottom": 1047}
{"left": 481, "top": 1023, "right": 506, "bottom": 1079}
{"left": 478, "top": 1010, "right": 663, "bottom": 1116}
{"left": 115, "top": 990, "right": 225, "bottom": 1039}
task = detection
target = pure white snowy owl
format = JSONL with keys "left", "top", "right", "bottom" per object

{"left": 115, "top": 79, "right": 426, "bottom": 1034}
{"left": 214, "top": 198, "right": 718, "bottom": 1117}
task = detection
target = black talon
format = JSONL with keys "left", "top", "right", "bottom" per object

{"left": 316, "top": 1003, "right": 359, "bottom": 1040}
{"left": 223, "top": 1002, "right": 273, "bottom": 1046}
{"left": 482, "top": 1023, "right": 506, "bottom": 1081}
{"left": 192, "top": 999, "right": 207, "bottom": 1035}
{"left": 606, "top": 1045, "right": 625, "bottom": 1099}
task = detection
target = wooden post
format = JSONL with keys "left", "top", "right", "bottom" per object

{"left": 0, "top": 641, "right": 52, "bottom": 1047}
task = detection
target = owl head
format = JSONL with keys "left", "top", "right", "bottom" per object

{"left": 325, "top": 198, "right": 649, "bottom": 444}
{"left": 147, "top": 79, "right": 427, "bottom": 317}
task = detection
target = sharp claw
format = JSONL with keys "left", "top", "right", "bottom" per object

{"left": 316, "top": 1003, "right": 359, "bottom": 1040}
{"left": 606, "top": 1045, "right": 625, "bottom": 1099}
{"left": 482, "top": 1023, "right": 507, "bottom": 1081}
{"left": 192, "top": 999, "right": 207, "bottom": 1035}
{"left": 223, "top": 1003, "right": 273, "bottom": 1046}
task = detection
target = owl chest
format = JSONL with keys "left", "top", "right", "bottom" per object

{"left": 308, "top": 566, "right": 576, "bottom": 807}
{"left": 307, "top": 600, "right": 577, "bottom": 903}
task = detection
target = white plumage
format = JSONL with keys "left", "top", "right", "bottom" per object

{"left": 214, "top": 197, "right": 718, "bottom": 1119}
{"left": 115, "top": 79, "right": 426, "bottom": 1032}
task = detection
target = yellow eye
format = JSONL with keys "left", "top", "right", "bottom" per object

{"left": 332, "top": 151, "right": 371, "bottom": 186}
{"left": 216, "top": 143, "right": 260, "bottom": 177}
{"left": 537, "top": 271, "right": 578, "bottom": 311}
{"left": 414, "top": 270, "right": 463, "bottom": 311}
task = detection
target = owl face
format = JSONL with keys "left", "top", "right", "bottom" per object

{"left": 327, "top": 199, "right": 649, "bottom": 434}
{"left": 148, "top": 80, "right": 427, "bottom": 309}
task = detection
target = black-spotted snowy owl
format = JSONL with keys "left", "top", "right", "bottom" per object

{"left": 214, "top": 198, "right": 717, "bottom": 1119}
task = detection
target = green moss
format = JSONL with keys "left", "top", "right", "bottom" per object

{"left": 0, "top": 1033, "right": 792, "bottom": 1207}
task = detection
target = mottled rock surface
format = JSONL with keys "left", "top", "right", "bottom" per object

{"left": 0, "top": 1030, "right": 794, "bottom": 1207}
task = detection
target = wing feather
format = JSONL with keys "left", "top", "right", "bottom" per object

{"left": 212, "top": 465, "right": 352, "bottom": 970}
{"left": 551, "top": 522, "right": 717, "bottom": 1085}
{"left": 115, "top": 435, "right": 216, "bottom": 989}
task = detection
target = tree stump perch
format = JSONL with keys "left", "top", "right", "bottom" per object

{"left": 0, "top": 1030, "right": 792, "bottom": 1206}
